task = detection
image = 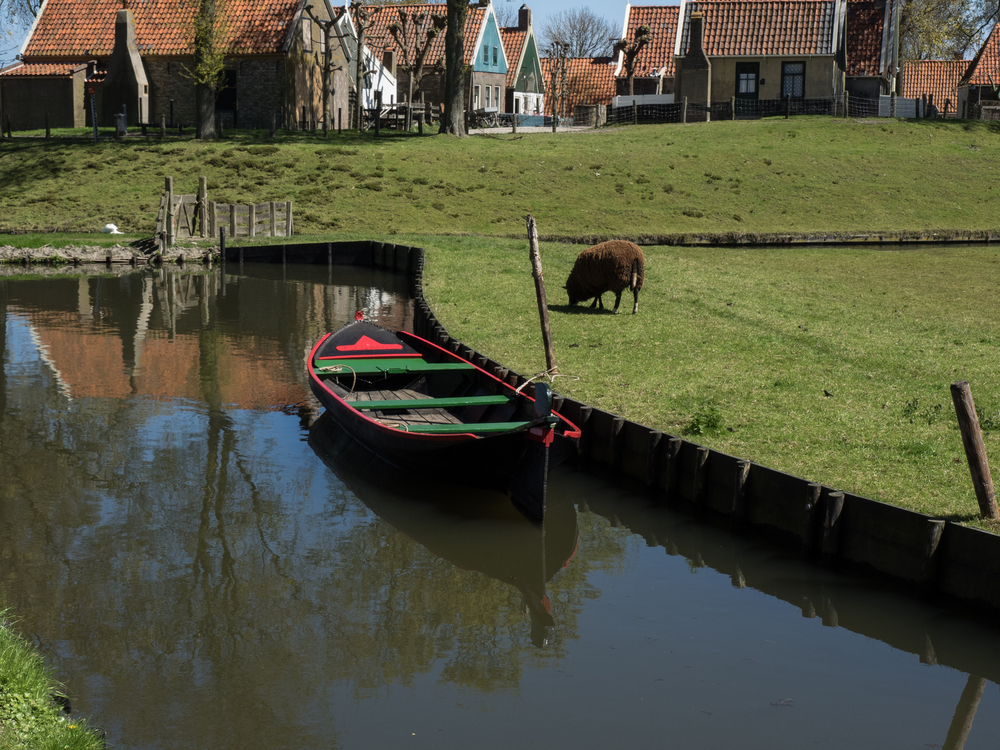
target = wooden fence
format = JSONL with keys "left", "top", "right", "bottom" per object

{"left": 155, "top": 176, "right": 292, "bottom": 249}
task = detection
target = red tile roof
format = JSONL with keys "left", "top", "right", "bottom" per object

{"left": 845, "top": 0, "right": 888, "bottom": 76}
{"left": 0, "top": 61, "right": 86, "bottom": 77}
{"left": 961, "top": 21, "right": 1000, "bottom": 86}
{"left": 900, "top": 59, "right": 967, "bottom": 109}
{"left": 678, "top": 1, "right": 838, "bottom": 57}
{"left": 617, "top": 5, "right": 680, "bottom": 79}
{"left": 541, "top": 56, "right": 615, "bottom": 115}
{"left": 360, "top": 3, "right": 486, "bottom": 67}
{"left": 499, "top": 27, "right": 527, "bottom": 87}
{"left": 22, "top": 0, "right": 301, "bottom": 59}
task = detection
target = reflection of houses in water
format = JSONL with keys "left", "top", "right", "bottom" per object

{"left": 4, "top": 268, "right": 413, "bottom": 410}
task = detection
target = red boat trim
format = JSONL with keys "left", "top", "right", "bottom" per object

{"left": 308, "top": 329, "right": 583, "bottom": 441}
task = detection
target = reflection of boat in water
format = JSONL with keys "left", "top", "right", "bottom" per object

{"left": 308, "top": 412, "right": 579, "bottom": 646}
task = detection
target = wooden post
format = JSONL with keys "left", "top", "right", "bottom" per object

{"left": 248, "top": 203, "right": 256, "bottom": 238}
{"left": 730, "top": 96, "right": 736, "bottom": 120}
{"left": 950, "top": 380, "right": 999, "bottom": 519}
{"left": 164, "top": 176, "right": 175, "bottom": 248}
{"left": 160, "top": 114, "right": 166, "bottom": 139}
{"left": 525, "top": 214, "right": 557, "bottom": 375}
{"left": 209, "top": 201, "right": 217, "bottom": 239}
{"left": 682, "top": 97, "right": 688, "bottom": 124}
{"left": 219, "top": 226, "right": 226, "bottom": 264}
{"left": 230, "top": 203, "right": 237, "bottom": 239}
{"left": 285, "top": 201, "right": 293, "bottom": 236}
{"left": 731, "top": 459, "right": 751, "bottom": 525}
{"left": 270, "top": 202, "right": 276, "bottom": 237}
{"left": 198, "top": 176, "right": 208, "bottom": 238}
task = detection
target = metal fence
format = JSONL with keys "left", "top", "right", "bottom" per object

{"left": 597, "top": 94, "right": 933, "bottom": 127}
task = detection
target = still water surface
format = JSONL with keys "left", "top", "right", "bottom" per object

{"left": 1, "top": 262, "right": 999, "bottom": 749}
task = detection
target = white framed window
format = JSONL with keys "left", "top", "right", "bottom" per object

{"left": 494, "top": 86, "right": 500, "bottom": 107}
{"left": 474, "top": 85, "right": 481, "bottom": 108}
{"left": 483, "top": 46, "right": 488, "bottom": 65}
{"left": 485, "top": 86, "right": 491, "bottom": 107}
{"left": 493, "top": 46, "right": 497, "bottom": 66}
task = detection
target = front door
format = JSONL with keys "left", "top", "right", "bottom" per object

{"left": 735, "top": 63, "right": 759, "bottom": 100}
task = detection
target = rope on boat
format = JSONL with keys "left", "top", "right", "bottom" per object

{"left": 317, "top": 364, "right": 358, "bottom": 393}
{"left": 514, "top": 368, "right": 578, "bottom": 394}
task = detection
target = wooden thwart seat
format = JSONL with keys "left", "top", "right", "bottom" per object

{"left": 387, "top": 421, "right": 533, "bottom": 434}
{"left": 315, "top": 357, "right": 474, "bottom": 377}
{"left": 351, "top": 394, "right": 512, "bottom": 411}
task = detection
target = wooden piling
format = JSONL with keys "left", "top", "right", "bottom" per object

{"left": 950, "top": 380, "right": 999, "bottom": 519}
{"left": 525, "top": 214, "right": 557, "bottom": 375}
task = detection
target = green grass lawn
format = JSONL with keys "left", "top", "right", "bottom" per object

{"left": 418, "top": 235, "right": 1000, "bottom": 531}
{"left": 1, "top": 117, "right": 999, "bottom": 239}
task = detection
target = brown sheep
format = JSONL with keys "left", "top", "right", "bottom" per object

{"left": 563, "top": 240, "right": 645, "bottom": 314}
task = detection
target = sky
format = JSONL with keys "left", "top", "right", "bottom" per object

{"left": 0, "top": 0, "right": 670, "bottom": 67}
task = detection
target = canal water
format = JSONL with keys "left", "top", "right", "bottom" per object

{"left": 1, "top": 262, "right": 999, "bottom": 749}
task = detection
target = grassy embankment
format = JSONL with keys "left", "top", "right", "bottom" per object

{"left": 0, "top": 609, "right": 103, "bottom": 749}
{"left": 2, "top": 117, "right": 1000, "bottom": 533}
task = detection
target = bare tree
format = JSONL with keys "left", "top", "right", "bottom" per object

{"left": 387, "top": 9, "right": 446, "bottom": 128}
{"left": 494, "top": 0, "right": 517, "bottom": 28}
{"left": 614, "top": 24, "right": 652, "bottom": 97}
{"left": 0, "top": 0, "right": 41, "bottom": 64}
{"left": 305, "top": 5, "right": 344, "bottom": 135}
{"left": 350, "top": 0, "right": 372, "bottom": 130}
{"left": 540, "top": 7, "right": 617, "bottom": 58}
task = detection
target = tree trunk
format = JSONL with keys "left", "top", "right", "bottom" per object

{"left": 440, "top": 0, "right": 467, "bottom": 136}
{"left": 197, "top": 82, "right": 216, "bottom": 140}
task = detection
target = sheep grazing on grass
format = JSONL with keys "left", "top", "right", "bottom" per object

{"left": 564, "top": 240, "right": 645, "bottom": 314}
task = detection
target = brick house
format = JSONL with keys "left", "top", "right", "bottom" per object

{"left": 500, "top": 5, "right": 545, "bottom": 115}
{"left": 0, "top": 0, "right": 354, "bottom": 131}
{"left": 541, "top": 57, "right": 616, "bottom": 121}
{"left": 957, "top": 23, "right": 1000, "bottom": 118}
{"left": 671, "top": 0, "right": 849, "bottom": 109}
{"left": 361, "top": 0, "right": 507, "bottom": 116}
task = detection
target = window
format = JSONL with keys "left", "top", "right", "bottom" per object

{"left": 738, "top": 70, "right": 756, "bottom": 95}
{"left": 485, "top": 85, "right": 491, "bottom": 107}
{"left": 303, "top": 18, "right": 312, "bottom": 52}
{"left": 495, "top": 86, "right": 500, "bottom": 107}
{"left": 493, "top": 46, "right": 497, "bottom": 66}
{"left": 474, "top": 85, "right": 481, "bottom": 108}
{"left": 483, "top": 46, "right": 489, "bottom": 64}
{"left": 782, "top": 62, "right": 805, "bottom": 98}
{"left": 514, "top": 97, "right": 520, "bottom": 114}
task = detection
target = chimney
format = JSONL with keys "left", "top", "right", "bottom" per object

{"left": 518, "top": 4, "right": 531, "bottom": 31}
{"left": 686, "top": 12, "right": 710, "bottom": 68}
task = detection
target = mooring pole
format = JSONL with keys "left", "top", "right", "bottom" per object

{"left": 525, "top": 214, "right": 557, "bottom": 375}
{"left": 950, "top": 380, "right": 999, "bottom": 520}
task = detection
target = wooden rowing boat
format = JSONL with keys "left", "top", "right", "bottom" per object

{"left": 307, "top": 317, "right": 582, "bottom": 521}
